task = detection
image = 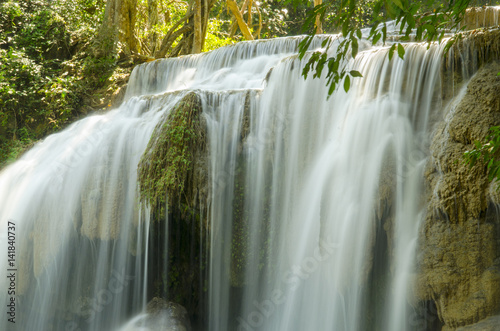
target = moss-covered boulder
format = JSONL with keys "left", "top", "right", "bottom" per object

{"left": 138, "top": 92, "right": 209, "bottom": 325}
{"left": 138, "top": 92, "right": 208, "bottom": 212}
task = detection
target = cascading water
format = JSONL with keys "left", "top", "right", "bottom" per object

{"left": 0, "top": 93, "right": 190, "bottom": 330}
{"left": 1, "top": 9, "right": 498, "bottom": 329}
{"left": 0, "top": 36, "right": 326, "bottom": 331}
{"left": 204, "top": 40, "right": 445, "bottom": 331}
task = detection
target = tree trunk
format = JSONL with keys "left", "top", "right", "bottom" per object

{"left": 148, "top": 0, "right": 159, "bottom": 55}
{"left": 192, "top": 0, "right": 203, "bottom": 53}
{"left": 253, "top": 5, "right": 262, "bottom": 39}
{"left": 200, "top": 0, "right": 209, "bottom": 49}
{"left": 99, "top": 0, "right": 138, "bottom": 56}
{"left": 314, "top": 0, "right": 323, "bottom": 34}
{"left": 155, "top": 0, "right": 214, "bottom": 57}
{"left": 248, "top": 0, "right": 253, "bottom": 27}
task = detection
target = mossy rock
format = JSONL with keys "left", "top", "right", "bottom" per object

{"left": 138, "top": 92, "right": 207, "bottom": 213}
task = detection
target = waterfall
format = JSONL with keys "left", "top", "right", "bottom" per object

{"left": 202, "top": 40, "right": 444, "bottom": 330}
{"left": 0, "top": 20, "right": 492, "bottom": 329}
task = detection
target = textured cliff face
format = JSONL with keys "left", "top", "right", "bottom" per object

{"left": 416, "top": 61, "right": 500, "bottom": 329}
{"left": 456, "top": 315, "right": 500, "bottom": 330}
{"left": 461, "top": 7, "right": 500, "bottom": 31}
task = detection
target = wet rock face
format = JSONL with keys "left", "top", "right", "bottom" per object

{"left": 121, "top": 298, "right": 191, "bottom": 331}
{"left": 461, "top": 7, "right": 500, "bottom": 31}
{"left": 144, "top": 298, "right": 192, "bottom": 331}
{"left": 138, "top": 91, "right": 208, "bottom": 212}
{"left": 455, "top": 315, "right": 500, "bottom": 331}
{"left": 417, "top": 62, "right": 500, "bottom": 329}
{"left": 139, "top": 92, "right": 209, "bottom": 324}
{"left": 442, "top": 29, "right": 500, "bottom": 103}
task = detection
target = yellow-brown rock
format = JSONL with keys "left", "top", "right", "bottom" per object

{"left": 416, "top": 61, "right": 500, "bottom": 329}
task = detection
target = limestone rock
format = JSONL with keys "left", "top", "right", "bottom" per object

{"left": 417, "top": 62, "right": 500, "bottom": 329}
{"left": 120, "top": 298, "right": 191, "bottom": 331}
{"left": 144, "top": 297, "right": 191, "bottom": 331}
{"left": 456, "top": 315, "right": 500, "bottom": 331}
{"left": 461, "top": 7, "right": 500, "bottom": 31}
{"left": 138, "top": 91, "right": 208, "bottom": 212}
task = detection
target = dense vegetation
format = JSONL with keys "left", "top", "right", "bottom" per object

{"left": 296, "top": 0, "right": 498, "bottom": 94}
{"left": 0, "top": 0, "right": 498, "bottom": 166}
{"left": 0, "top": 0, "right": 110, "bottom": 164}
{"left": 0, "top": 0, "right": 311, "bottom": 166}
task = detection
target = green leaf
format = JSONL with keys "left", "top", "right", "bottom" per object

{"left": 342, "top": 21, "right": 349, "bottom": 36}
{"left": 392, "top": 0, "right": 404, "bottom": 10}
{"left": 397, "top": 43, "right": 405, "bottom": 59}
{"left": 328, "top": 80, "right": 336, "bottom": 95}
{"left": 372, "top": 32, "right": 382, "bottom": 45}
{"left": 388, "top": 44, "right": 396, "bottom": 61}
{"left": 356, "top": 29, "right": 362, "bottom": 39}
{"left": 416, "top": 26, "right": 423, "bottom": 41}
{"left": 344, "top": 75, "right": 351, "bottom": 92}
{"left": 351, "top": 38, "right": 359, "bottom": 58}
{"left": 350, "top": 70, "right": 363, "bottom": 77}
{"left": 422, "top": 23, "right": 436, "bottom": 39}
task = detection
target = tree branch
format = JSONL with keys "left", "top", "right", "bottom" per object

{"left": 156, "top": 24, "right": 193, "bottom": 58}
{"left": 155, "top": 11, "right": 193, "bottom": 58}
{"left": 227, "top": 0, "right": 254, "bottom": 40}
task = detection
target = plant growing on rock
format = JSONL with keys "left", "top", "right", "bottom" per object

{"left": 138, "top": 92, "right": 206, "bottom": 212}
{"left": 464, "top": 126, "right": 500, "bottom": 185}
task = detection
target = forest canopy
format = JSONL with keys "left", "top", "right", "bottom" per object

{"left": 0, "top": 0, "right": 497, "bottom": 166}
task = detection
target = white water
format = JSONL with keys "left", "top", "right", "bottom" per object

{"left": 0, "top": 23, "right": 478, "bottom": 331}
{"left": 203, "top": 41, "right": 444, "bottom": 330}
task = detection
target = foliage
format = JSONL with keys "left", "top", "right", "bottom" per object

{"left": 0, "top": 0, "right": 115, "bottom": 166}
{"left": 294, "top": 0, "right": 484, "bottom": 95}
{"left": 203, "top": 18, "right": 237, "bottom": 52}
{"left": 49, "top": 0, "right": 106, "bottom": 37}
{"left": 257, "top": 0, "right": 291, "bottom": 38}
{"left": 135, "top": 0, "right": 188, "bottom": 56}
{"left": 464, "top": 126, "right": 500, "bottom": 184}
{"left": 209, "top": 0, "right": 304, "bottom": 40}
{"left": 0, "top": 128, "right": 35, "bottom": 165}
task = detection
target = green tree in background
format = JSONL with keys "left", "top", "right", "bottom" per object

{"left": 0, "top": 0, "right": 223, "bottom": 165}
{"left": 0, "top": 0, "right": 105, "bottom": 164}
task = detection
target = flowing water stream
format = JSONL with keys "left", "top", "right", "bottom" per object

{"left": 0, "top": 13, "right": 497, "bottom": 330}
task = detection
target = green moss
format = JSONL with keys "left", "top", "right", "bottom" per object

{"left": 138, "top": 92, "right": 205, "bottom": 212}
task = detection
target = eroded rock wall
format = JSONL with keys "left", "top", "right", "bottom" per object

{"left": 416, "top": 61, "right": 500, "bottom": 329}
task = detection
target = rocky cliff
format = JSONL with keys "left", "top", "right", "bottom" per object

{"left": 416, "top": 47, "right": 500, "bottom": 329}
